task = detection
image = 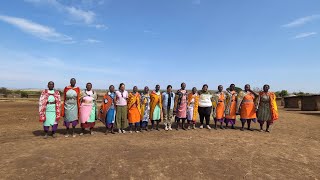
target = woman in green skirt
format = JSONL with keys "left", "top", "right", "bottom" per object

{"left": 39, "top": 81, "right": 61, "bottom": 139}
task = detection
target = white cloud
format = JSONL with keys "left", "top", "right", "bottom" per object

{"left": 283, "top": 14, "right": 320, "bottom": 28}
{"left": 65, "top": 6, "right": 95, "bottom": 24}
{"left": 85, "top": 38, "right": 101, "bottom": 43}
{"left": 292, "top": 32, "right": 317, "bottom": 39}
{"left": 143, "top": 29, "right": 159, "bottom": 36}
{"left": 0, "top": 15, "right": 74, "bottom": 43}
{"left": 92, "top": 24, "right": 108, "bottom": 30}
{"left": 25, "top": 0, "right": 106, "bottom": 29}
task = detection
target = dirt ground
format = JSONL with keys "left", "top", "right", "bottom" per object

{"left": 0, "top": 100, "right": 319, "bottom": 180}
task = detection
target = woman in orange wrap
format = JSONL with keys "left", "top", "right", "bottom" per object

{"left": 99, "top": 85, "right": 116, "bottom": 134}
{"left": 128, "top": 86, "right": 142, "bottom": 133}
{"left": 187, "top": 87, "right": 199, "bottom": 130}
{"left": 150, "top": 85, "right": 162, "bottom": 131}
{"left": 212, "top": 85, "right": 226, "bottom": 129}
{"left": 225, "top": 84, "right": 237, "bottom": 129}
{"left": 237, "top": 84, "right": 259, "bottom": 131}
{"left": 257, "top": 84, "right": 279, "bottom": 132}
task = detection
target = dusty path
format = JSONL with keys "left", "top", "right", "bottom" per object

{"left": 0, "top": 101, "right": 319, "bottom": 180}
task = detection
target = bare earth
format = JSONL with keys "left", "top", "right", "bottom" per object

{"left": 0, "top": 100, "right": 319, "bottom": 180}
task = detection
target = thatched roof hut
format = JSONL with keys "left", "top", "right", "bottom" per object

{"left": 301, "top": 95, "right": 320, "bottom": 111}
{"left": 284, "top": 96, "right": 301, "bottom": 108}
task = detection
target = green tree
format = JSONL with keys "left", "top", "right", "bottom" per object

{"left": 0, "top": 87, "right": 8, "bottom": 95}
{"left": 279, "top": 90, "right": 288, "bottom": 97}
{"left": 276, "top": 90, "right": 288, "bottom": 97}
{"left": 294, "top": 91, "right": 306, "bottom": 96}
{"left": 21, "top": 91, "right": 28, "bottom": 98}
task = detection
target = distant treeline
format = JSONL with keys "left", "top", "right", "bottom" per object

{"left": 274, "top": 90, "right": 312, "bottom": 97}
{"left": 0, "top": 87, "right": 42, "bottom": 98}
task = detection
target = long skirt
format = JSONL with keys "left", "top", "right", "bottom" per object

{"left": 240, "top": 102, "right": 256, "bottom": 121}
{"left": 152, "top": 105, "right": 161, "bottom": 121}
{"left": 106, "top": 108, "right": 116, "bottom": 127}
{"left": 43, "top": 104, "right": 56, "bottom": 127}
{"left": 116, "top": 106, "right": 128, "bottom": 129}
{"left": 80, "top": 104, "right": 96, "bottom": 128}
{"left": 128, "top": 107, "right": 141, "bottom": 124}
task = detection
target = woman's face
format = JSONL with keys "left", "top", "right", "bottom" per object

{"left": 70, "top": 78, "right": 76, "bottom": 87}
{"left": 133, "top": 86, "right": 138, "bottom": 93}
{"left": 181, "top": 83, "right": 186, "bottom": 90}
{"left": 263, "top": 85, "right": 269, "bottom": 92}
{"left": 109, "top": 86, "right": 115, "bottom": 92}
{"left": 230, "top": 85, "right": 235, "bottom": 91}
{"left": 48, "top": 82, "right": 54, "bottom": 90}
{"left": 144, "top": 86, "right": 149, "bottom": 93}
{"left": 167, "top": 87, "right": 172, "bottom": 93}
{"left": 120, "top": 85, "right": 125, "bottom": 91}
{"left": 245, "top": 85, "right": 250, "bottom": 91}
{"left": 192, "top": 87, "right": 197, "bottom": 94}
{"left": 86, "top": 83, "right": 92, "bottom": 91}
{"left": 203, "top": 86, "right": 208, "bottom": 92}
{"left": 156, "top": 85, "right": 160, "bottom": 91}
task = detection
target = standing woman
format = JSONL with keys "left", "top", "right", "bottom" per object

{"left": 257, "top": 85, "right": 279, "bottom": 132}
{"left": 150, "top": 85, "right": 162, "bottom": 131}
{"left": 62, "top": 78, "right": 81, "bottom": 137}
{"left": 162, "top": 85, "right": 175, "bottom": 131}
{"left": 140, "top": 86, "right": 151, "bottom": 131}
{"left": 212, "top": 85, "right": 226, "bottom": 129}
{"left": 174, "top": 82, "right": 188, "bottom": 130}
{"left": 39, "top": 81, "right": 61, "bottom": 139}
{"left": 79, "top": 83, "right": 98, "bottom": 135}
{"left": 187, "top": 87, "right": 199, "bottom": 130}
{"left": 237, "top": 84, "right": 259, "bottom": 131}
{"left": 99, "top": 85, "right": 116, "bottom": 134}
{"left": 128, "top": 86, "right": 142, "bottom": 133}
{"left": 225, "top": 84, "right": 238, "bottom": 129}
{"left": 115, "top": 83, "right": 129, "bottom": 133}
{"left": 198, "top": 84, "right": 213, "bottom": 129}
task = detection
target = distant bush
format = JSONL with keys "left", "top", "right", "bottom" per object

{"left": 275, "top": 90, "right": 288, "bottom": 97}
{"left": 293, "top": 91, "right": 310, "bottom": 96}
{"left": 0, "top": 87, "right": 9, "bottom": 95}
{"left": 0, "top": 87, "right": 41, "bottom": 98}
{"left": 21, "top": 91, "right": 28, "bottom": 98}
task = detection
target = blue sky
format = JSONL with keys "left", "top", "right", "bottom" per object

{"left": 0, "top": 0, "right": 319, "bottom": 93}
